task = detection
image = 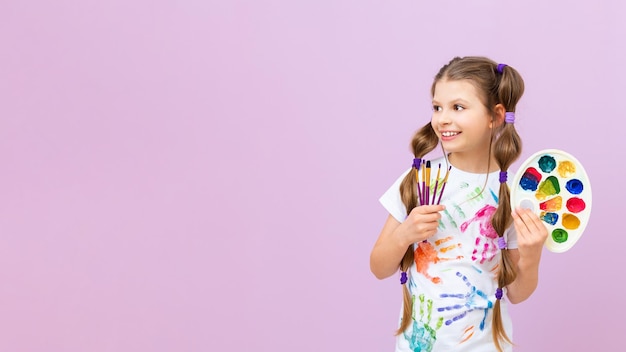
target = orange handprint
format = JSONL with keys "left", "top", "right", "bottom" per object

{"left": 414, "top": 237, "right": 463, "bottom": 284}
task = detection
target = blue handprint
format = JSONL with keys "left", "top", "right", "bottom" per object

{"left": 403, "top": 294, "right": 444, "bottom": 352}
{"left": 438, "top": 272, "right": 493, "bottom": 331}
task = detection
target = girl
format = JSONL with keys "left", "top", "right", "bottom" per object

{"left": 370, "top": 56, "right": 549, "bottom": 352}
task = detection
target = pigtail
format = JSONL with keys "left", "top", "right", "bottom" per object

{"left": 395, "top": 122, "right": 439, "bottom": 335}
{"left": 490, "top": 63, "right": 525, "bottom": 351}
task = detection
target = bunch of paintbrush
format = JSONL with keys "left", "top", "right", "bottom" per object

{"left": 413, "top": 159, "right": 451, "bottom": 206}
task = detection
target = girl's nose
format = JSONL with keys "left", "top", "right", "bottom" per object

{"left": 437, "top": 110, "right": 452, "bottom": 125}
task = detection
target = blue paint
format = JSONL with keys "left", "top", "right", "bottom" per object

{"left": 520, "top": 167, "right": 541, "bottom": 191}
{"left": 490, "top": 188, "right": 498, "bottom": 203}
{"left": 565, "top": 179, "right": 584, "bottom": 195}
{"left": 540, "top": 212, "right": 559, "bottom": 225}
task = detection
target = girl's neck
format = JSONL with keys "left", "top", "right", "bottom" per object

{"left": 447, "top": 152, "right": 499, "bottom": 174}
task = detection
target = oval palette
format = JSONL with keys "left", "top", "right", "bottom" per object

{"left": 510, "top": 149, "right": 592, "bottom": 253}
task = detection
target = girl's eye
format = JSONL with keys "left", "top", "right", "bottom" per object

{"left": 433, "top": 105, "right": 442, "bottom": 112}
{"left": 454, "top": 104, "right": 464, "bottom": 111}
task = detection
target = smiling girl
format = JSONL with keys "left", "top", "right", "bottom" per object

{"left": 370, "top": 56, "right": 549, "bottom": 352}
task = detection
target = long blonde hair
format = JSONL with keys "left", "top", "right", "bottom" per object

{"left": 395, "top": 57, "right": 525, "bottom": 352}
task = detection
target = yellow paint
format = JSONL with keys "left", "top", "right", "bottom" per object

{"left": 562, "top": 213, "right": 580, "bottom": 230}
{"left": 558, "top": 161, "right": 576, "bottom": 178}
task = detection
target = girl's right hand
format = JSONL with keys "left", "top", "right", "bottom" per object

{"left": 395, "top": 205, "right": 445, "bottom": 246}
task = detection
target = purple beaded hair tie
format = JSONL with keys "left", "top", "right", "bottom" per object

{"left": 497, "top": 63, "right": 507, "bottom": 73}
{"left": 505, "top": 112, "right": 515, "bottom": 124}
{"left": 499, "top": 171, "right": 507, "bottom": 183}
{"left": 400, "top": 271, "right": 408, "bottom": 285}
{"left": 413, "top": 158, "right": 421, "bottom": 169}
{"left": 495, "top": 288, "right": 503, "bottom": 300}
{"left": 498, "top": 237, "right": 507, "bottom": 250}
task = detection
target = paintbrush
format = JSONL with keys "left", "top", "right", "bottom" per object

{"left": 436, "top": 166, "right": 452, "bottom": 205}
{"left": 421, "top": 159, "right": 426, "bottom": 205}
{"left": 431, "top": 163, "right": 442, "bottom": 205}
{"left": 413, "top": 158, "right": 422, "bottom": 206}
{"left": 425, "top": 161, "right": 431, "bottom": 205}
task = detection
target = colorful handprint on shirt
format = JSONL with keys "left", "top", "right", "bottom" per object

{"left": 404, "top": 294, "right": 444, "bottom": 352}
{"left": 438, "top": 272, "right": 493, "bottom": 332}
{"left": 460, "top": 205, "right": 499, "bottom": 264}
{"left": 414, "top": 237, "right": 463, "bottom": 284}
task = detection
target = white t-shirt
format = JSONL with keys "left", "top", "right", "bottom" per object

{"left": 379, "top": 156, "right": 518, "bottom": 352}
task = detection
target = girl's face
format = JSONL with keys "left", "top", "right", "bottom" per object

{"left": 431, "top": 79, "right": 494, "bottom": 163}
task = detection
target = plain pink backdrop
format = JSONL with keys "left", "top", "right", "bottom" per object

{"left": 1, "top": 0, "right": 623, "bottom": 351}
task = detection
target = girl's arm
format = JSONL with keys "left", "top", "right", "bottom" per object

{"left": 369, "top": 215, "right": 407, "bottom": 280}
{"left": 505, "top": 208, "right": 549, "bottom": 304}
{"left": 370, "top": 205, "right": 444, "bottom": 280}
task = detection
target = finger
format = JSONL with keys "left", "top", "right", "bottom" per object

{"left": 513, "top": 208, "right": 549, "bottom": 246}
{"left": 412, "top": 205, "right": 445, "bottom": 215}
{"left": 515, "top": 208, "right": 543, "bottom": 233}
{"left": 409, "top": 208, "right": 443, "bottom": 223}
{"left": 512, "top": 209, "right": 531, "bottom": 238}
{"left": 412, "top": 217, "right": 441, "bottom": 230}
{"left": 408, "top": 210, "right": 441, "bottom": 222}
{"left": 519, "top": 209, "right": 549, "bottom": 240}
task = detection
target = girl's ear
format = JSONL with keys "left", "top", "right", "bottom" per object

{"left": 491, "top": 104, "right": 506, "bottom": 128}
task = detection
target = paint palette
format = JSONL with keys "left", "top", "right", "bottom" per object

{"left": 510, "top": 149, "right": 592, "bottom": 253}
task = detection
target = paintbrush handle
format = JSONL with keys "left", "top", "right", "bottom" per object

{"left": 415, "top": 167, "right": 422, "bottom": 206}
{"left": 432, "top": 179, "right": 439, "bottom": 205}
{"left": 436, "top": 166, "right": 452, "bottom": 205}
{"left": 431, "top": 164, "right": 441, "bottom": 205}
{"left": 436, "top": 184, "right": 447, "bottom": 205}
{"left": 425, "top": 160, "right": 431, "bottom": 205}
{"left": 421, "top": 160, "right": 426, "bottom": 205}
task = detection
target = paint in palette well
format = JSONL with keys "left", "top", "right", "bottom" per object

{"left": 562, "top": 213, "right": 580, "bottom": 230}
{"left": 538, "top": 155, "right": 557, "bottom": 173}
{"left": 557, "top": 160, "right": 576, "bottom": 178}
{"left": 536, "top": 176, "right": 560, "bottom": 200}
{"left": 540, "top": 212, "right": 559, "bottom": 225}
{"left": 552, "top": 228, "right": 568, "bottom": 243}
{"left": 566, "top": 197, "right": 586, "bottom": 213}
{"left": 540, "top": 196, "right": 562, "bottom": 211}
{"left": 565, "top": 179, "right": 583, "bottom": 195}
{"left": 519, "top": 167, "right": 542, "bottom": 191}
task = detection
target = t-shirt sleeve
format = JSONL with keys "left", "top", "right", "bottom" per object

{"left": 378, "top": 168, "right": 412, "bottom": 223}
{"left": 505, "top": 224, "right": 518, "bottom": 249}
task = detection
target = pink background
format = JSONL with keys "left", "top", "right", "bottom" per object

{"left": 1, "top": 0, "right": 623, "bottom": 351}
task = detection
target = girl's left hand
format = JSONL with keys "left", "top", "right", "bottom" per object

{"left": 512, "top": 207, "right": 549, "bottom": 261}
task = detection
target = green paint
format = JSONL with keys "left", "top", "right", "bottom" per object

{"left": 536, "top": 176, "right": 561, "bottom": 200}
{"left": 552, "top": 228, "right": 568, "bottom": 243}
{"left": 453, "top": 204, "right": 466, "bottom": 219}
{"left": 466, "top": 187, "right": 486, "bottom": 203}
{"left": 444, "top": 209, "right": 459, "bottom": 228}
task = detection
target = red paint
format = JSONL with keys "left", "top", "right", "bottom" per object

{"left": 524, "top": 167, "right": 542, "bottom": 182}
{"left": 566, "top": 197, "right": 586, "bottom": 213}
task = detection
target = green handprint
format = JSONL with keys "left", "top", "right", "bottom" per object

{"left": 403, "top": 294, "right": 444, "bottom": 352}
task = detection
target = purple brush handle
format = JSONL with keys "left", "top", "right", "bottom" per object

{"left": 415, "top": 168, "right": 422, "bottom": 206}
{"left": 431, "top": 179, "right": 439, "bottom": 205}
{"left": 436, "top": 183, "right": 447, "bottom": 205}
